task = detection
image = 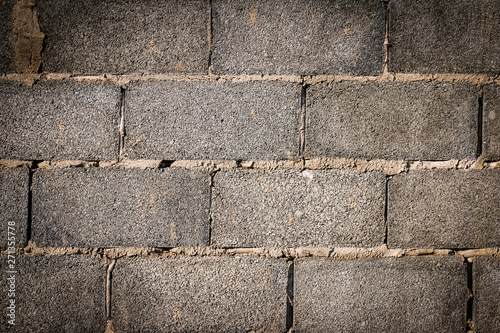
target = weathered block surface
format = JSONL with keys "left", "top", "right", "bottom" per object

{"left": 38, "top": 0, "right": 208, "bottom": 74}
{"left": 388, "top": 170, "right": 500, "bottom": 249}
{"left": 474, "top": 257, "right": 500, "bottom": 332}
{"left": 212, "top": 0, "right": 385, "bottom": 75}
{"left": 0, "top": 0, "right": 15, "bottom": 73}
{"left": 212, "top": 169, "right": 385, "bottom": 247}
{"left": 32, "top": 168, "right": 210, "bottom": 247}
{"left": 0, "top": 255, "right": 106, "bottom": 332}
{"left": 305, "top": 81, "right": 478, "bottom": 160}
{"left": 484, "top": 85, "right": 500, "bottom": 160}
{"left": 112, "top": 256, "right": 287, "bottom": 332}
{"left": 124, "top": 81, "right": 301, "bottom": 160}
{"left": 389, "top": 0, "right": 500, "bottom": 73}
{"left": 0, "top": 168, "right": 29, "bottom": 249}
{"left": 295, "top": 257, "right": 466, "bottom": 332}
{"left": 0, "top": 81, "right": 120, "bottom": 160}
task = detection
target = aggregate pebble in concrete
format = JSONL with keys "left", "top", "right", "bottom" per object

{"left": 212, "top": 0, "right": 385, "bottom": 75}
{"left": 32, "top": 168, "right": 210, "bottom": 247}
{"left": 389, "top": 0, "right": 500, "bottom": 73}
{"left": 0, "top": 255, "right": 106, "bottom": 333}
{"left": 305, "top": 81, "right": 478, "bottom": 160}
{"left": 124, "top": 81, "right": 301, "bottom": 160}
{"left": 474, "top": 257, "right": 500, "bottom": 333}
{"left": 484, "top": 84, "right": 500, "bottom": 160}
{"left": 112, "top": 256, "right": 288, "bottom": 333}
{"left": 0, "top": 0, "right": 15, "bottom": 73}
{"left": 388, "top": 170, "right": 500, "bottom": 249}
{"left": 0, "top": 80, "right": 120, "bottom": 160}
{"left": 0, "top": 168, "right": 28, "bottom": 249}
{"left": 38, "top": 0, "right": 208, "bottom": 74}
{"left": 212, "top": 169, "right": 385, "bottom": 247}
{"left": 294, "top": 256, "right": 466, "bottom": 332}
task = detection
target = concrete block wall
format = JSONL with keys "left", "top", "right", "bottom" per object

{"left": 0, "top": 0, "right": 499, "bottom": 332}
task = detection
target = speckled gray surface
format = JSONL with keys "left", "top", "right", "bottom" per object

{"left": 0, "top": 80, "right": 120, "bottom": 160}
{"left": 38, "top": 0, "right": 208, "bottom": 74}
{"left": 484, "top": 84, "right": 500, "bottom": 161}
{"left": 212, "top": 0, "right": 385, "bottom": 75}
{"left": 0, "top": 168, "right": 28, "bottom": 249}
{"left": 389, "top": 0, "right": 500, "bottom": 74}
{"left": 32, "top": 168, "right": 210, "bottom": 247}
{"left": 112, "top": 256, "right": 288, "bottom": 332}
{"left": 124, "top": 81, "right": 301, "bottom": 160}
{"left": 474, "top": 257, "right": 500, "bottom": 333}
{"left": 305, "top": 81, "right": 478, "bottom": 160}
{"left": 0, "top": 0, "right": 15, "bottom": 73}
{"left": 0, "top": 255, "right": 106, "bottom": 333}
{"left": 295, "top": 256, "right": 466, "bottom": 332}
{"left": 212, "top": 169, "right": 385, "bottom": 247}
{"left": 388, "top": 170, "right": 500, "bottom": 249}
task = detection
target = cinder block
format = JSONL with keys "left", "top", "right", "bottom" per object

{"left": 0, "top": 80, "right": 120, "bottom": 160}
{"left": 124, "top": 81, "right": 301, "bottom": 160}
{"left": 0, "top": 0, "right": 15, "bottom": 73}
{"left": 389, "top": 0, "right": 500, "bottom": 73}
{"left": 295, "top": 256, "right": 466, "bottom": 332}
{"left": 32, "top": 168, "right": 210, "bottom": 247}
{"left": 0, "top": 168, "right": 29, "bottom": 249}
{"left": 305, "top": 81, "right": 478, "bottom": 160}
{"left": 388, "top": 170, "right": 500, "bottom": 249}
{"left": 38, "top": 0, "right": 208, "bottom": 74}
{"left": 212, "top": 169, "right": 385, "bottom": 247}
{"left": 474, "top": 257, "right": 500, "bottom": 333}
{"left": 0, "top": 255, "right": 106, "bottom": 332}
{"left": 212, "top": 0, "right": 385, "bottom": 75}
{"left": 112, "top": 256, "right": 287, "bottom": 332}
{"left": 484, "top": 85, "right": 500, "bottom": 160}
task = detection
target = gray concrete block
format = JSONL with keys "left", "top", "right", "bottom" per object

{"left": 0, "top": 80, "right": 120, "bottom": 160}
{"left": 389, "top": 0, "right": 500, "bottom": 74}
{"left": 212, "top": 169, "right": 385, "bottom": 247}
{"left": 474, "top": 257, "right": 500, "bottom": 333}
{"left": 0, "top": 168, "right": 29, "bottom": 249}
{"left": 295, "top": 256, "right": 466, "bottom": 332}
{"left": 388, "top": 170, "right": 500, "bottom": 249}
{"left": 38, "top": 0, "right": 208, "bottom": 74}
{"left": 0, "top": 0, "right": 15, "bottom": 73}
{"left": 32, "top": 168, "right": 210, "bottom": 247}
{"left": 305, "top": 81, "right": 478, "bottom": 160}
{"left": 0, "top": 255, "right": 106, "bottom": 332}
{"left": 112, "top": 256, "right": 287, "bottom": 332}
{"left": 484, "top": 85, "right": 500, "bottom": 160}
{"left": 124, "top": 81, "right": 301, "bottom": 160}
{"left": 212, "top": 0, "right": 385, "bottom": 75}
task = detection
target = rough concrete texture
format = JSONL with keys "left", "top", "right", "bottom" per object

{"left": 212, "top": 0, "right": 385, "bottom": 75}
{"left": 0, "top": 255, "right": 106, "bottom": 332}
{"left": 388, "top": 170, "right": 500, "bottom": 249}
{"left": 484, "top": 84, "right": 500, "bottom": 160}
{"left": 32, "top": 168, "right": 210, "bottom": 247}
{"left": 294, "top": 256, "right": 466, "bottom": 332}
{"left": 474, "top": 257, "right": 500, "bottom": 332}
{"left": 37, "top": 0, "right": 208, "bottom": 74}
{"left": 305, "top": 81, "right": 478, "bottom": 160}
{"left": 0, "top": 0, "right": 15, "bottom": 73}
{"left": 389, "top": 0, "right": 500, "bottom": 74}
{"left": 0, "top": 80, "right": 120, "bottom": 160}
{"left": 124, "top": 81, "right": 301, "bottom": 160}
{"left": 212, "top": 169, "right": 385, "bottom": 247}
{"left": 112, "top": 256, "right": 287, "bottom": 332}
{"left": 0, "top": 168, "right": 28, "bottom": 249}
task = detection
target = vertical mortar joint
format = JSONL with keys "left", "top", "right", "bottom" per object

{"left": 476, "top": 87, "right": 484, "bottom": 158}
{"left": 466, "top": 259, "right": 474, "bottom": 333}
{"left": 106, "top": 259, "right": 116, "bottom": 320}
{"left": 299, "top": 84, "right": 308, "bottom": 161}
{"left": 118, "top": 87, "right": 126, "bottom": 161}
{"left": 286, "top": 259, "right": 294, "bottom": 332}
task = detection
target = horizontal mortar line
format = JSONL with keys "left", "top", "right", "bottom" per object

{"left": 3, "top": 245, "right": 499, "bottom": 260}
{"left": 1, "top": 72, "right": 499, "bottom": 85}
{"left": 0, "top": 158, "right": 498, "bottom": 174}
